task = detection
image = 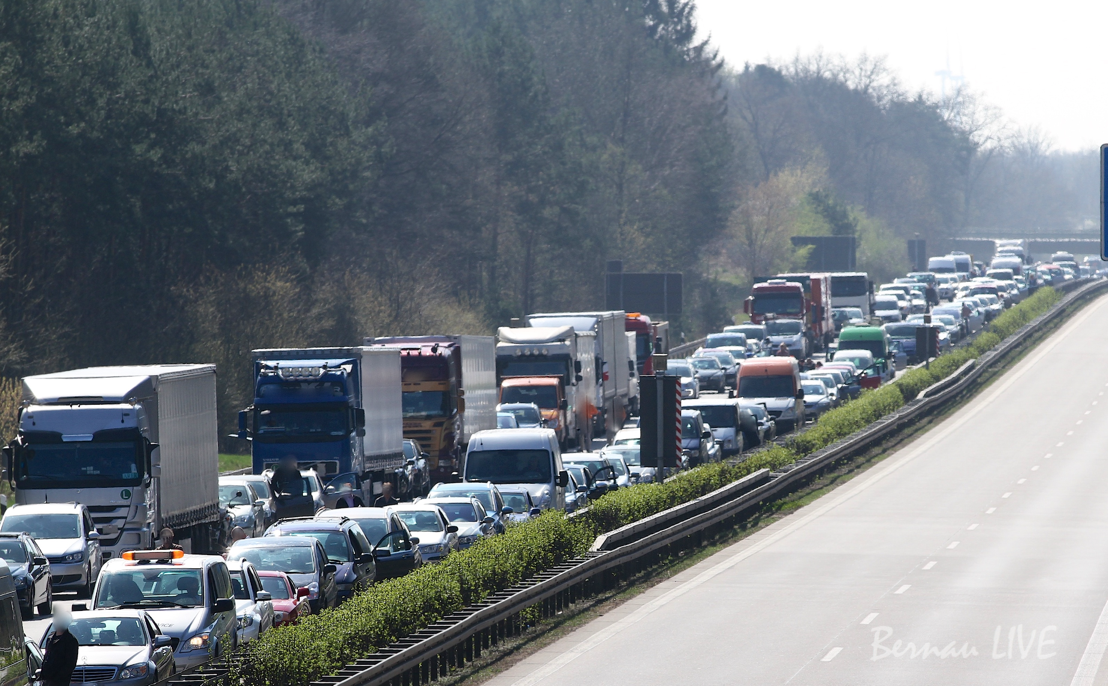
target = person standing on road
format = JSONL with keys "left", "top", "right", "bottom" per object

{"left": 775, "top": 343, "right": 790, "bottom": 357}
{"left": 373, "top": 482, "right": 399, "bottom": 508}
{"left": 272, "top": 454, "right": 303, "bottom": 497}
{"left": 156, "top": 527, "right": 183, "bottom": 551}
{"left": 40, "top": 609, "right": 79, "bottom": 686}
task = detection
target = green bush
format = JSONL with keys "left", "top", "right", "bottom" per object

{"left": 235, "top": 286, "right": 1066, "bottom": 686}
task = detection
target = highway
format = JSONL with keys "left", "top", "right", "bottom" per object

{"left": 488, "top": 293, "right": 1108, "bottom": 686}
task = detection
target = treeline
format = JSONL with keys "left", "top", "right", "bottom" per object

{"left": 0, "top": 1, "right": 1087, "bottom": 443}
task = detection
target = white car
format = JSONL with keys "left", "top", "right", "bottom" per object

{"left": 227, "top": 559, "right": 274, "bottom": 644}
{"left": 612, "top": 427, "right": 640, "bottom": 446}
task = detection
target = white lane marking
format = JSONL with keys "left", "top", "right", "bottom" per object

{"left": 986, "top": 507, "right": 997, "bottom": 514}
{"left": 821, "top": 647, "right": 842, "bottom": 662}
{"left": 1002, "top": 492, "right": 1012, "bottom": 498}
{"left": 1068, "top": 431, "right": 1075, "bottom": 436}
{"left": 1078, "top": 420, "right": 1084, "bottom": 425}
{"left": 947, "top": 541, "right": 960, "bottom": 549}
{"left": 895, "top": 585, "right": 911, "bottom": 594}
{"left": 967, "top": 524, "right": 978, "bottom": 530}
{"left": 923, "top": 561, "right": 937, "bottom": 570}
{"left": 1046, "top": 453, "right": 1054, "bottom": 459}
{"left": 506, "top": 297, "right": 1108, "bottom": 686}
{"left": 1072, "top": 600, "right": 1108, "bottom": 685}
{"left": 1032, "top": 466, "right": 1040, "bottom": 471}
{"left": 1087, "top": 410, "right": 1093, "bottom": 415}
{"left": 1058, "top": 442, "right": 1066, "bottom": 447}
{"left": 861, "top": 613, "right": 878, "bottom": 625}
{"left": 1018, "top": 478, "right": 1027, "bottom": 484}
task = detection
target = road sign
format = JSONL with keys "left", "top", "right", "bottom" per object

{"left": 1102, "top": 145, "right": 1108, "bottom": 260}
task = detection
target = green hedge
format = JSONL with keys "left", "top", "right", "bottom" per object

{"left": 233, "top": 286, "right": 1064, "bottom": 686}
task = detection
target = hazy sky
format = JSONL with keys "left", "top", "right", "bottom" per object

{"left": 695, "top": 0, "right": 1104, "bottom": 152}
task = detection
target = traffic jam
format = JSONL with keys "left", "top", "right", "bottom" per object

{"left": 0, "top": 240, "right": 1101, "bottom": 684}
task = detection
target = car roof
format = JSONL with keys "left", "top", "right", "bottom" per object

{"left": 838, "top": 326, "right": 885, "bottom": 340}
{"left": 6, "top": 503, "right": 84, "bottom": 515}
{"left": 393, "top": 503, "right": 446, "bottom": 514}
{"left": 102, "top": 552, "right": 225, "bottom": 571}
{"left": 562, "top": 453, "right": 605, "bottom": 461}
{"left": 423, "top": 496, "right": 479, "bottom": 504}
{"left": 317, "top": 507, "right": 389, "bottom": 519}
{"left": 230, "top": 537, "right": 318, "bottom": 548}
{"left": 268, "top": 519, "right": 349, "bottom": 532}
{"left": 468, "top": 428, "right": 556, "bottom": 450}
{"left": 432, "top": 481, "right": 499, "bottom": 492}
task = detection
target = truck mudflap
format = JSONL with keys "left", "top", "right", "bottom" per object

{"left": 365, "top": 452, "right": 405, "bottom": 472}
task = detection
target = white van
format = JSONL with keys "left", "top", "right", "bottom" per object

{"left": 927, "top": 256, "right": 956, "bottom": 274}
{"left": 463, "top": 429, "right": 567, "bottom": 511}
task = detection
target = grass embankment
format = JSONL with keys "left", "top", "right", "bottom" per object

{"left": 219, "top": 453, "right": 251, "bottom": 473}
{"left": 232, "top": 287, "right": 1064, "bottom": 686}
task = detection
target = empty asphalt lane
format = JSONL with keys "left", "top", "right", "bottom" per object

{"left": 488, "top": 293, "right": 1108, "bottom": 686}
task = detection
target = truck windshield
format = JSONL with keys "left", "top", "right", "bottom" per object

{"left": 752, "top": 293, "right": 803, "bottom": 315}
{"left": 830, "top": 275, "right": 868, "bottom": 297}
{"left": 16, "top": 440, "right": 143, "bottom": 489}
{"left": 464, "top": 450, "right": 552, "bottom": 484}
{"left": 500, "top": 386, "right": 558, "bottom": 409}
{"left": 253, "top": 405, "right": 348, "bottom": 443}
{"left": 738, "top": 376, "right": 795, "bottom": 398}
{"left": 402, "top": 391, "right": 453, "bottom": 418}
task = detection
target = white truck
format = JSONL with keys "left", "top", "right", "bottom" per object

{"left": 4, "top": 365, "right": 221, "bottom": 557}
{"left": 524, "top": 311, "right": 631, "bottom": 438}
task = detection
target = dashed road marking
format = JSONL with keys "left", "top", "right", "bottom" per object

{"left": 821, "top": 647, "right": 842, "bottom": 662}
{"left": 1032, "top": 466, "right": 1040, "bottom": 471}
{"left": 947, "top": 541, "right": 960, "bottom": 549}
{"left": 1018, "top": 478, "right": 1027, "bottom": 484}
{"left": 923, "top": 561, "right": 937, "bottom": 570}
{"left": 861, "top": 613, "right": 879, "bottom": 625}
{"left": 1002, "top": 492, "right": 1012, "bottom": 498}
{"left": 895, "top": 585, "right": 911, "bottom": 594}
{"left": 986, "top": 507, "right": 997, "bottom": 514}
{"left": 967, "top": 523, "right": 978, "bottom": 530}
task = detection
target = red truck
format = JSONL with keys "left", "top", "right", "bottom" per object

{"left": 744, "top": 273, "right": 835, "bottom": 356}
{"left": 625, "top": 313, "right": 669, "bottom": 376}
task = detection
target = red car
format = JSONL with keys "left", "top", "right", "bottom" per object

{"left": 257, "top": 570, "right": 311, "bottom": 627}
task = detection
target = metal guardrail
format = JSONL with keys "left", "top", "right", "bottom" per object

{"left": 173, "top": 279, "right": 1107, "bottom": 686}
{"left": 668, "top": 337, "right": 706, "bottom": 359}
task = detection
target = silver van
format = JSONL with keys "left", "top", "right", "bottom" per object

{"left": 92, "top": 551, "right": 238, "bottom": 669}
{"left": 463, "top": 429, "right": 567, "bottom": 511}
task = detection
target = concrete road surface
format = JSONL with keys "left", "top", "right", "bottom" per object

{"left": 489, "top": 293, "right": 1108, "bottom": 686}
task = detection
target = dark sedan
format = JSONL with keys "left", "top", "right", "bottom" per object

{"left": 0, "top": 532, "right": 51, "bottom": 619}
{"left": 694, "top": 350, "right": 739, "bottom": 389}
{"left": 688, "top": 356, "right": 726, "bottom": 393}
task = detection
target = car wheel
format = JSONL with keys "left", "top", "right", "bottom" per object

{"left": 19, "top": 600, "right": 31, "bottom": 621}
{"left": 79, "top": 564, "right": 94, "bottom": 599}
{"left": 37, "top": 583, "right": 52, "bottom": 616}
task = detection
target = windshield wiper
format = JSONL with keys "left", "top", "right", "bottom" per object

{"left": 116, "top": 600, "right": 185, "bottom": 608}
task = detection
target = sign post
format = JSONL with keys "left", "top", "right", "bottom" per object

{"left": 1102, "top": 144, "right": 1108, "bottom": 261}
{"left": 640, "top": 354, "right": 679, "bottom": 480}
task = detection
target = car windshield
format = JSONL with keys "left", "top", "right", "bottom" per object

{"left": 690, "top": 358, "right": 720, "bottom": 370}
{"left": 96, "top": 569, "right": 206, "bottom": 609}
{"left": 606, "top": 458, "right": 628, "bottom": 477}
{"left": 566, "top": 465, "right": 589, "bottom": 484}
{"left": 502, "top": 405, "right": 542, "bottom": 424}
{"left": 428, "top": 485, "right": 495, "bottom": 511}
{"left": 2, "top": 513, "right": 79, "bottom": 540}
{"left": 220, "top": 485, "right": 253, "bottom": 507}
{"left": 282, "top": 531, "right": 352, "bottom": 563}
{"left": 738, "top": 375, "right": 794, "bottom": 398}
{"left": 666, "top": 363, "right": 694, "bottom": 377}
{"left": 803, "top": 383, "right": 825, "bottom": 395}
{"left": 564, "top": 458, "right": 608, "bottom": 476}
{"left": 345, "top": 517, "right": 388, "bottom": 546}
{"left": 765, "top": 320, "right": 803, "bottom": 335}
{"left": 0, "top": 541, "right": 26, "bottom": 565}
{"left": 835, "top": 352, "right": 873, "bottom": 367}
{"left": 396, "top": 510, "right": 443, "bottom": 533}
{"left": 814, "top": 376, "right": 835, "bottom": 390}
{"left": 705, "top": 334, "right": 746, "bottom": 348}
{"left": 464, "top": 449, "right": 552, "bottom": 484}
{"left": 728, "top": 326, "right": 766, "bottom": 339}
{"left": 700, "top": 352, "right": 736, "bottom": 365}
{"left": 233, "top": 545, "right": 317, "bottom": 575}
{"left": 691, "top": 405, "right": 737, "bottom": 428}
{"left": 604, "top": 447, "right": 641, "bottom": 466}
{"left": 874, "top": 299, "right": 899, "bottom": 311}
{"left": 254, "top": 406, "right": 348, "bottom": 441}
{"left": 65, "top": 618, "right": 146, "bottom": 647}
{"left": 259, "top": 576, "right": 291, "bottom": 599}
{"left": 434, "top": 503, "right": 480, "bottom": 523}
{"left": 501, "top": 493, "right": 530, "bottom": 511}
{"left": 500, "top": 385, "right": 558, "bottom": 409}
{"left": 402, "top": 390, "right": 451, "bottom": 419}
{"left": 681, "top": 417, "right": 699, "bottom": 436}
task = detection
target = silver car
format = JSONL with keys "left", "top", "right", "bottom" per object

{"left": 219, "top": 477, "right": 267, "bottom": 538}
{"left": 227, "top": 559, "right": 274, "bottom": 644}
{"left": 664, "top": 361, "right": 699, "bottom": 399}
{"left": 421, "top": 497, "right": 494, "bottom": 549}
{"left": 1, "top": 502, "right": 102, "bottom": 598}
{"left": 40, "top": 609, "right": 176, "bottom": 685}
{"left": 392, "top": 504, "right": 459, "bottom": 562}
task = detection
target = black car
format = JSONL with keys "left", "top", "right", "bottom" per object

{"left": 688, "top": 356, "right": 726, "bottom": 392}
{"left": 694, "top": 350, "right": 739, "bottom": 389}
{"left": 318, "top": 507, "right": 423, "bottom": 580}
{"left": 400, "top": 439, "right": 431, "bottom": 500}
{"left": 0, "top": 532, "right": 51, "bottom": 619}
{"left": 265, "top": 518, "right": 377, "bottom": 601}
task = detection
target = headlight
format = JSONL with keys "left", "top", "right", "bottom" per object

{"left": 61, "top": 551, "right": 84, "bottom": 564}
{"left": 273, "top": 611, "right": 286, "bottom": 624}
{"left": 238, "top": 615, "right": 254, "bottom": 628}
{"left": 180, "top": 632, "right": 211, "bottom": 653}
{"left": 120, "top": 664, "right": 150, "bottom": 680}
{"left": 459, "top": 535, "right": 476, "bottom": 545}
{"left": 307, "top": 582, "right": 320, "bottom": 598}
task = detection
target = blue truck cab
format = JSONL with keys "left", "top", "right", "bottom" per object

{"left": 239, "top": 348, "right": 404, "bottom": 492}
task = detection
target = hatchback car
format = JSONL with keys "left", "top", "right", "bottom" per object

{"left": 219, "top": 477, "right": 267, "bottom": 538}
{"left": 421, "top": 497, "right": 495, "bottom": 549}
{"left": 316, "top": 508, "right": 422, "bottom": 580}
{"left": 263, "top": 518, "right": 376, "bottom": 601}
{"left": 391, "top": 504, "right": 459, "bottom": 562}
{"left": 802, "top": 381, "right": 832, "bottom": 420}
{"left": 600, "top": 444, "right": 654, "bottom": 484}
{"left": 256, "top": 570, "right": 311, "bottom": 628}
{"left": 227, "top": 559, "right": 274, "bottom": 644}
{"left": 495, "top": 403, "right": 546, "bottom": 429}
{"left": 426, "top": 482, "right": 509, "bottom": 534}
{"left": 1, "top": 502, "right": 101, "bottom": 598}
{"left": 0, "top": 532, "right": 51, "bottom": 618}
{"left": 92, "top": 550, "right": 238, "bottom": 669}
{"left": 40, "top": 609, "right": 176, "bottom": 685}
{"left": 496, "top": 488, "right": 542, "bottom": 523}
{"left": 664, "top": 361, "right": 699, "bottom": 399}
{"left": 227, "top": 537, "right": 337, "bottom": 613}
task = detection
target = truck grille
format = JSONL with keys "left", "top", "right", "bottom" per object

{"left": 72, "top": 667, "right": 116, "bottom": 682}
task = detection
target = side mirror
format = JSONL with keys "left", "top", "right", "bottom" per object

{"left": 408, "top": 537, "right": 420, "bottom": 546}
{"left": 575, "top": 374, "right": 583, "bottom": 383}
{"left": 255, "top": 591, "right": 272, "bottom": 602}
{"left": 482, "top": 516, "right": 494, "bottom": 525}
{"left": 574, "top": 361, "right": 583, "bottom": 374}
{"left": 323, "top": 564, "right": 337, "bottom": 575}
{"left": 32, "top": 556, "right": 47, "bottom": 566}
{"left": 87, "top": 531, "right": 101, "bottom": 541}
{"left": 354, "top": 408, "right": 366, "bottom": 429}
{"left": 296, "top": 587, "right": 310, "bottom": 599}
{"left": 373, "top": 548, "right": 392, "bottom": 558}
{"left": 457, "top": 397, "right": 467, "bottom": 413}
{"left": 559, "top": 399, "right": 568, "bottom": 411}
{"left": 254, "top": 500, "right": 266, "bottom": 508}
{"left": 701, "top": 430, "right": 712, "bottom": 440}
{"left": 557, "top": 470, "right": 569, "bottom": 488}
{"left": 795, "top": 388, "right": 804, "bottom": 400}
{"left": 500, "top": 506, "right": 514, "bottom": 515}
{"left": 529, "top": 507, "right": 541, "bottom": 517}
{"left": 237, "top": 410, "right": 249, "bottom": 439}
{"left": 153, "top": 635, "right": 173, "bottom": 649}
{"left": 576, "top": 485, "right": 588, "bottom": 494}
{"left": 446, "top": 525, "right": 459, "bottom": 534}
{"left": 213, "top": 598, "right": 235, "bottom": 613}
{"left": 420, "top": 452, "right": 430, "bottom": 460}
{"left": 357, "top": 553, "right": 373, "bottom": 564}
